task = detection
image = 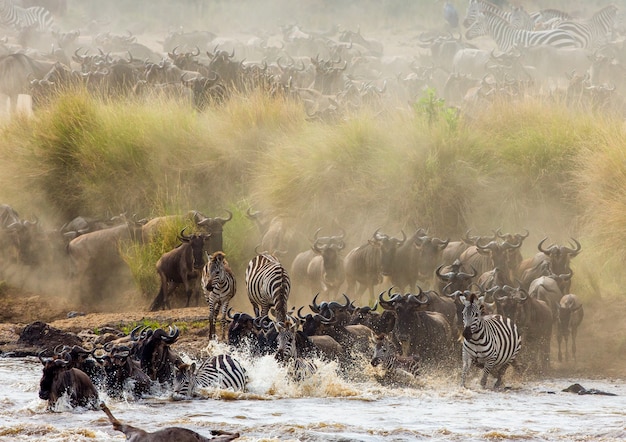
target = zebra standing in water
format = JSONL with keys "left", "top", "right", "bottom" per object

{"left": 466, "top": 10, "right": 584, "bottom": 52}
{"left": 173, "top": 354, "right": 247, "bottom": 397}
{"left": 0, "top": 0, "right": 55, "bottom": 32}
{"left": 202, "top": 251, "right": 237, "bottom": 340}
{"left": 460, "top": 293, "right": 521, "bottom": 388}
{"left": 245, "top": 253, "right": 290, "bottom": 323}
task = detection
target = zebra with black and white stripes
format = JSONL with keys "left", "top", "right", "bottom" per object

{"left": 370, "top": 334, "right": 420, "bottom": 378}
{"left": 554, "top": 5, "right": 618, "bottom": 49}
{"left": 173, "top": 354, "right": 247, "bottom": 397}
{"left": 460, "top": 293, "right": 521, "bottom": 388}
{"left": 203, "top": 251, "right": 237, "bottom": 341}
{"left": 274, "top": 320, "right": 317, "bottom": 382}
{"left": 463, "top": 0, "right": 527, "bottom": 29}
{"left": 466, "top": 9, "right": 584, "bottom": 52}
{"left": 0, "top": 0, "right": 55, "bottom": 32}
{"left": 245, "top": 253, "right": 290, "bottom": 323}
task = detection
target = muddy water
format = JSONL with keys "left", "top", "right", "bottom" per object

{"left": 1, "top": 353, "right": 624, "bottom": 442}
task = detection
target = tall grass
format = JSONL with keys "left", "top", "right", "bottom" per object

{"left": 1, "top": 89, "right": 625, "bottom": 304}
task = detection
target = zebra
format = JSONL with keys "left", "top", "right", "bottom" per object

{"left": 202, "top": 251, "right": 237, "bottom": 341}
{"left": 0, "top": 0, "right": 55, "bottom": 33}
{"left": 274, "top": 320, "right": 317, "bottom": 382}
{"left": 245, "top": 253, "right": 290, "bottom": 323}
{"left": 463, "top": 0, "right": 525, "bottom": 29}
{"left": 463, "top": 0, "right": 570, "bottom": 31}
{"left": 466, "top": 10, "right": 584, "bottom": 52}
{"left": 460, "top": 293, "right": 521, "bottom": 388}
{"left": 554, "top": 5, "right": 618, "bottom": 49}
{"left": 173, "top": 354, "right": 247, "bottom": 397}
{"left": 370, "top": 334, "right": 420, "bottom": 379}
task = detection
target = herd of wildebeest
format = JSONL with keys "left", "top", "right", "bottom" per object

{"left": 0, "top": 0, "right": 603, "bottom": 438}
{"left": 3, "top": 201, "right": 584, "bottom": 396}
{"left": 0, "top": 0, "right": 625, "bottom": 118}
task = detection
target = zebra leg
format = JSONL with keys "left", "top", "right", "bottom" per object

{"left": 461, "top": 352, "right": 472, "bottom": 387}
{"left": 492, "top": 363, "right": 511, "bottom": 389}
{"left": 480, "top": 367, "right": 491, "bottom": 388}
{"left": 208, "top": 311, "right": 216, "bottom": 340}
{"left": 220, "top": 304, "right": 229, "bottom": 341}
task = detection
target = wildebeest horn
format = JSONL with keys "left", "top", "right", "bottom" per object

{"left": 215, "top": 209, "right": 232, "bottom": 224}
{"left": 129, "top": 325, "right": 144, "bottom": 341}
{"left": 378, "top": 287, "right": 400, "bottom": 310}
{"left": 53, "top": 344, "right": 69, "bottom": 355}
{"left": 246, "top": 207, "right": 261, "bottom": 219}
{"left": 178, "top": 227, "right": 191, "bottom": 242}
{"left": 311, "top": 227, "right": 322, "bottom": 243}
{"left": 435, "top": 264, "right": 451, "bottom": 280}
{"left": 297, "top": 306, "right": 309, "bottom": 320}
{"left": 395, "top": 230, "right": 407, "bottom": 245}
{"left": 538, "top": 237, "right": 556, "bottom": 254}
{"left": 309, "top": 293, "right": 321, "bottom": 313}
{"left": 408, "top": 293, "right": 428, "bottom": 305}
{"left": 38, "top": 349, "right": 50, "bottom": 364}
{"left": 414, "top": 287, "right": 430, "bottom": 304}
{"left": 562, "top": 238, "right": 582, "bottom": 255}
{"left": 227, "top": 307, "right": 235, "bottom": 320}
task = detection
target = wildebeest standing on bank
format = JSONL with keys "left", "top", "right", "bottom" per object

{"left": 149, "top": 229, "right": 210, "bottom": 310}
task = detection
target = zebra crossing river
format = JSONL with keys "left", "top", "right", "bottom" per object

{"left": 1, "top": 355, "right": 624, "bottom": 441}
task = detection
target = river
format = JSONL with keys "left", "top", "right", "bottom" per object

{"left": 1, "top": 352, "right": 624, "bottom": 442}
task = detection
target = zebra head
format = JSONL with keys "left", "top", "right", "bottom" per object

{"left": 274, "top": 320, "right": 298, "bottom": 363}
{"left": 465, "top": 11, "right": 488, "bottom": 40}
{"left": 173, "top": 362, "right": 197, "bottom": 397}
{"left": 370, "top": 333, "right": 395, "bottom": 371}
{"left": 460, "top": 292, "right": 484, "bottom": 339}
{"left": 203, "top": 250, "right": 226, "bottom": 291}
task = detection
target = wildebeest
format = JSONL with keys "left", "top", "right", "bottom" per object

{"left": 460, "top": 238, "right": 522, "bottom": 287}
{"left": 38, "top": 353, "right": 99, "bottom": 409}
{"left": 149, "top": 229, "right": 210, "bottom": 310}
{"left": 290, "top": 231, "right": 346, "bottom": 298}
{"left": 141, "top": 210, "right": 231, "bottom": 254}
{"left": 378, "top": 289, "right": 453, "bottom": 364}
{"left": 0, "top": 53, "right": 56, "bottom": 110}
{"left": 344, "top": 229, "right": 405, "bottom": 304}
{"left": 0, "top": 203, "right": 40, "bottom": 265}
{"left": 133, "top": 326, "right": 183, "bottom": 384}
{"left": 557, "top": 293, "right": 584, "bottom": 362}
{"left": 67, "top": 218, "right": 144, "bottom": 304}
{"left": 100, "top": 343, "right": 152, "bottom": 399}
{"left": 500, "top": 285, "right": 553, "bottom": 373}
{"left": 246, "top": 208, "right": 295, "bottom": 257}
{"left": 101, "top": 402, "right": 240, "bottom": 442}
{"left": 518, "top": 237, "right": 581, "bottom": 292}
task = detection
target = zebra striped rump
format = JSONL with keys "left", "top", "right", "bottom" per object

{"left": 174, "top": 354, "right": 247, "bottom": 397}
